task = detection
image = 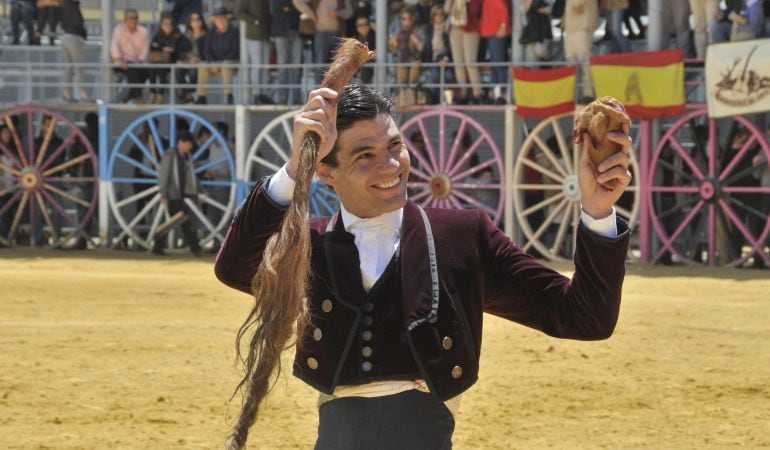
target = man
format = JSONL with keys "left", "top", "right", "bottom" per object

{"left": 292, "top": 0, "right": 353, "bottom": 82}
{"left": 196, "top": 7, "right": 240, "bottom": 105}
{"left": 270, "top": 0, "right": 304, "bottom": 104}
{"left": 234, "top": 0, "right": 274, "bottom": 105}
{"left": 110, "top": 9, "right": 150, "bottom": 104}
{"left": 154, "top": 129, "right": 202, "bottom": 256}
{"left": 10, "top": 0, "right": 38, "bottom": 45}
{"left": 563, "top": 0, "right": 598, "bottom": 102}
{"left": 215, "top": 84, "right": 632, "bottom": 448}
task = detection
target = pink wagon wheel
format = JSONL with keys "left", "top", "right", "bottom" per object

{"left": 646, "top": 108, "right": 770, "bottom": 266}
{"left": 0, "top": 106, "right": 97, "bottom": 247}
{"left": 399, "top": 108, "right": 505, "bottom": 224}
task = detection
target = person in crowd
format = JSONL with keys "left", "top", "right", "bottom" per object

{"left": 235, "top": 0, "right": 274, "bottom": 105}
{"left": 711, "top": 0, "right": 745, "bottom": 43}
{"left": 167, "top": 0, "right": 202, "bottom": 25}
{"left": 203, "top": 121, "right": 233, "bottom": 252}
{"left": 154, "top": 129, "right": 202, "bottom": 256}
{"left": 422, "top": 5, "right": 452, "bottom": 104}
{"left": 601, "top": 0, "right": 631, "bottom": 53}
{"left": 66, "top": 111, "right": 98, "bottom": 250}
{"left": 345, "top": 0, "right": 372, "bottom": 36}
{"left": 352, "top": 15, "right": 376, "bottom": 83}
{"left": 445, "top": 0, "right": 483, "bottom": 104}
{"left": 648, "top": 0, "right": 691, "bottom": 54}
{"left": 196, "top": 7, "right": 240, "bottom": 105}
{"left": 480, "top": 0, "right": 511, "bottom": 105}
{"left": 415, "top": 0, "right": 437, "bottom": 25}
{"left": 149, "top": 12, "right": 191, "bottom": 104}
{"left": 0, "top": 124, "right": 17, "bottom": 244}
{"left": 60, "top": 0, "right": 89, "bottom": 102}
{"left": 10, "top": 0, "right": 38, "bottom": 45}
{"left": 727, "top": 0, "right": 765, "bottom": 41}
{"left": 37, "top": 0, "right": 62, "bottom": 45}
{"left": 176, "top": 11, "right": 207, "bottom": 104}
{"left": 563, "top": 0, "right": 598, "bottom": 103}
{"left": 689, "top": 0, "right": 719, "bottom": 58}
{"left": 388, "top": 5, "right": 426, "bottom": 104}
{"left": 519, "top": 0, "right": 553, "bottom": 64}
{"left": 111, "top": 9, "right": 150, "bottom": 104}
{"left": 750, "top": 125, "right": 770, "bottom": 269}
{"left": 623, "top": 0, "right": 645, "bottom": 39}
{"left": 271, "top": 0, "right": 304, "bottom": 104}
{"left": 293, "top": 0, "right": 353, "bottom": 82}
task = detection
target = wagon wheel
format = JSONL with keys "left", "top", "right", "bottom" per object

{"left": 106, "top": 109, "right": 236, "bottom": 252}
{"left": 244, "top": 110, "right": 340, "bottom": 217}
{"left": 511, "top": 111, "right": 640, "bottom": 260}
{"left": 647, "top": 108, "right": 770, "bottom": 267}
{"left": 0, "top": 105, "right": 97, "bottom": 248}
{"left": 399, "top": 108, "right": 505, "bottom": 224}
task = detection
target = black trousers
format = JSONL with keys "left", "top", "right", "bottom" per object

{"left": 114, "top": 66, "right": 149, "bottom": 101}
{"left": 154, "top": 199, "right": 200, "bottom": 252}
{"left": 315, "top": 390, "right": 454, "bottom": 450}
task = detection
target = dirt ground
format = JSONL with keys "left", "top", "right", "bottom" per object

{"left": 1, "top": 249, "right": 769, "bottom": 449}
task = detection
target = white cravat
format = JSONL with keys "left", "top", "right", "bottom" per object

{"left": 340, "top": 205, "right": 403, "bottom": 291}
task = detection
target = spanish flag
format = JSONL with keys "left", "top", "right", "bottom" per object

{"left": 513, "top": 66, "right": 576, "bottom": 118}
{"left": 591, "top": 49, "right": 685, "bottom": 118}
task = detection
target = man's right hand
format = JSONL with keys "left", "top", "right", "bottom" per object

{"left": 287, "top": 88, "right": 338, "bottom": 180}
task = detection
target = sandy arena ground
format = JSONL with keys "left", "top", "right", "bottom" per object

{"left": 1, "top": 249, "right": 769, "bottom": 449}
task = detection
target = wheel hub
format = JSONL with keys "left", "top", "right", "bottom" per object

{"left": 562, "top": 175, "right": 581, "bottom": 202}
{"left": 699, "top": 177, "right": 721, "bottom": 202}
{"left": 430, "top": 173, "right": 453, "bottom": 200}
{"left": 20, "top": 167, "right": 41, "bottom": 190}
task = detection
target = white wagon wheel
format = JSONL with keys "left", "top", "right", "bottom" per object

{"left": 106, "top": 109, "right": 236, "bottom": 252}
{"left": 511, "top": 111, "right": 640, "bottom": 260}
{"left": 244, "top": 110, "right": 340, "bottom": 216}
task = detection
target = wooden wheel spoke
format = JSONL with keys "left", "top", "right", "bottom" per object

{"left": 669, "top": 138, "right": 705, "bottom": 179}
{"left": 35, "top": 117, "right": 58, "bottom": 167}
{"left": 146, "top": 203, "right": 167, "bottom": 242}
{"left": 249, "top": 154, "right": 282, "bottom": 173}
{"left": 721, "top": 193, "right": 767, "bottom": 223}
{"left": 520, "top": 158, "right": 565, "bottom": 183}
{"left": 661, "top": 200, "right": 705, "bottom": 250}
{"left": 192, "top": 134, "right": 216, "bottom": 161}
{"left": 522, "top": 193, "right": 565, "bottom": 217}
{"left": 9, "top": 191, "right": 29, "bottom": 236}
{"left": 655, "top": 158, "right": 701, "bottom": 185}
{"left": 34, "top": 192, "right": 59, "bottom": 241}
{"left": 126, "top": 195, "right": 161, "bottom": 232}
{"left": 450, "top": 158, "right": 497, "bottom": 182}
{"left": 719, "top": 135, "right": 758, "bottom": 182}
{"left": 444, "top": 118, "right": 469, "bottom": 171}
{"left": 116, "top": 152, "right": 157, "bottom": 177}
{"left": 533, "top": 134, "right": 569, "bottom": 179}
{"left": 42, "top": 153, "right": 91, "bottom": 177}
{"left": 127, "top": 131, "right": 160, "bottom": 168}
{"left": 147, "top": 119, "right": 166, "bottom": 160}
{"left": 43, "top": 183, "right": 90, "bottom": 207}
{"left": 183, "top": 198, "right": 218, "bottom": 235}
{"left": 261, "top": 133, "right": 291, "bottom": 163}
{"left": 40, "top": 133, "right": 78, "bottom": 172}
{"left": 514, "top": 184, "right": 563, "bottom": 190}
{"left": 446, "top": 136, "right": 484, "bottom": 178}
{"left": 529, "top": 198, "right": 569, "bottom": 243}
{"left": 116, "top": 185, "right": 160, "bottom": 208}
{"left": 39, "top": 189, "right": 79, "bottom": 228}
{"left": 0, "top": 141, "right": 23, "bottom": 168}
{"left": 0, "top": 160, "right": 21, "bottom": 176}
{"left": 417, "top": 118, "right": 439, "bottom": 173}
{"left": 194, "top": 156, "right": 229, "bottom": 175}
{"left": 197, "top": 192, "right": 229, "bottom": 213}
{"left": 405, "top": 136, "right": 436, "bottom": 177}
{"left": 718, "top": 199, "right": 761, "bottom": 248}
{"left": 655, "top": 195, "right": 700, "bottom": 221}
{"left": 452, "top": 182, "right": 503, "bottom": 190}
{"left": 451, "top": 189, "right": 497, "bottom": 217}
{"left": 5, "top": 116, "right": 28, "bottom": 167}
{"left": 408, "top": 190, "right": 431, "bottom": 203}
{"left": 551, "top": 118, "right": 573, "bottom": 171}
{"left": 550, "top": 202, "right": 573, "bottom": 255}
{"left": 722, "top": 162, "right": 764, "bottom": 187}
{"left": 408, "top": 166, "right": 432, "bottom": 182}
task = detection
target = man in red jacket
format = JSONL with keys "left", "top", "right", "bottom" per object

{"left": 215, "top": 84, "right": 632, "bottom": 448}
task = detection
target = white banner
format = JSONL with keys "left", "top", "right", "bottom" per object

{"left": 705, "top": 39, "right": 770, "bottom": 118}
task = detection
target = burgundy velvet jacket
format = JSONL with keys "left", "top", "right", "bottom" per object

{"left": 215, "top": 178, "right": 630, "bottom": 401}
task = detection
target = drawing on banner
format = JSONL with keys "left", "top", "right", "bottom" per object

{"left": 713, "top": 45, "right": 770, "bottom": 108}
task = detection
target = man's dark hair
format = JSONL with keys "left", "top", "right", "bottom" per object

{"left": 321, "top": 84, "right": 392, "bottom": 167}
{"left": 177, "top": 129, "right": 194, "bottom": 143}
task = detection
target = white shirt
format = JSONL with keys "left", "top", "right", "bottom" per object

{"left": 266, "top": 164, "right": 618, "bottom": 289}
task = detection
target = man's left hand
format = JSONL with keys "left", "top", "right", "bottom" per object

{"left": 578, "top": 122, "right": 633, "bottom": 219}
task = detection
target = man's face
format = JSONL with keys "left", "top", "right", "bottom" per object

{"left": 124, "top": 11, "right": 138, "bottom": 31}
{"left": 317, "top": 114, "right": 410, "bottom": 218}
{"left": 213, "top": 16, "right": 228, "bottom": 32}
{"left": 178, "top": 140, "right": 193, "bottom": 155}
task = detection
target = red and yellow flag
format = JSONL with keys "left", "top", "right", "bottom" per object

{"left": 513, "top": 66, "right": 576, "bottom": 118}
{"left": 591, "top": 49, "right": 685, "bottom": 118}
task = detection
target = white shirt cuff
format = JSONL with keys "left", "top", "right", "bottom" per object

{"left": 266, "top": 164, "right": 296, "bottom": 207}
{"left": 580, "top": 207, "right": 618, "bottom": 238}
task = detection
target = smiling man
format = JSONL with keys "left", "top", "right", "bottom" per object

{"left": 215, "top": 84, "right": 632, "bottom": 449}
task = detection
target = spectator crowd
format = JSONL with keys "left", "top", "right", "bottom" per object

{"left": 4, "top": 0, "right": 770, "bottom": 105}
